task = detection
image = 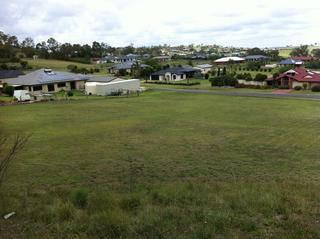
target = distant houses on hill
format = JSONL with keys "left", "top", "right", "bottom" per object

{"left": 97, "top": 54, "right": 171, "bottom": 64}
{"left": 108, "top": 62, "right": 150, "bottom": 75}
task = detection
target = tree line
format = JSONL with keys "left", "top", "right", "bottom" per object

{"left": 0, "top": 31, "right": 163, "bottom": 61}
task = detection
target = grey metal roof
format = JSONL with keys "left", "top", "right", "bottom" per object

{"left": 279, "top": 59, "right": 302, "bottom": 65}
{"left": 196, "top": 64, "right": 213, "bottom": 68}
{"left": 109, "top": 62, "right": 150, "bottom": 70}
{"left": 2, "top": 69, "right": 89, "bottom": 86}
{"left": 151, "top": 67, "right": 201, "bottom": 76}
{"left": 0, "top": 70, "right": 24, "bottom": 79}
{"left": 244, "top": 55, "right": 268, "bottom": 60}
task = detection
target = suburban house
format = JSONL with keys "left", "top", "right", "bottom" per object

{"left": 0, "top": 70, "right": 24, "bottom": 90}
{"left": 266, "top": 67, "right": 320, "bottom": 89}
{"left": 195, "top": 64, "right": 213, "bottom": 74}
{"left": 108, "top": 62, "right": 150, "bottom": 74}
{"left": 244, "top": 55, "right": 268, "bottom": 61}
{"left": 150, "top": 67, "right": 201, "bottom": 81}
{"left": 214, "top": 56, "right": 245, "bottom": 64}
{"left": 291, "top": 56, "right": 316, "bottom": 62}
{"left": 153, "top": 56, "right": 171, "bottom": 62}
{"left": 1, "top": 69, "right": 89, "bottom": 94}
{"left": 279, "top": 58, "right": 303, "bottom": 66}
{"left": 0, "top": 69, "right": 24, "bottom": 80}
{"left": 98, "top": 54, "right": 139, "bottom": 64}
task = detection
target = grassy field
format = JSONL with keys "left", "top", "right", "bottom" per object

{"left": 1, "top": 92, "right": 320, "bottom": 238}
{"left": 23, "top": 58, "right": 109, "bottom": 75}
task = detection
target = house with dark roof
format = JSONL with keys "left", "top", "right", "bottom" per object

{"left": 266, "top": 67, "right": 320, "bottom": 89}
{"left": 153, "top": 56, "right": 171, "bottom": 62}
{"left": 195, "top": 64, "right": 213, "bottom": 74}
{"left": 0, "top": 70, "right": 24, "bottom": 79}
{"left": 244, "top": 55, "right": 268, "bottom": 62}
{"left": 150, "top": 67, "right": 201, "bottom": 81}
{"left": 108, "top": 62, "right": 150, "bottom": 74}
{"left": 2, "top": 69, "right": 90, "bottom": 93}
{"left": 98, "top": 54, "right": 140, "bottom": 64}
{"left": 291, "top": 56, "right": 316, "bottom": 62}
{"left": 279, "top": 59, "right": 303, "bottom": 66}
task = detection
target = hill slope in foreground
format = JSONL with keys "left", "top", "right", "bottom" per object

{"left": 1, "top": 92, "right": 320, "bottom": 238}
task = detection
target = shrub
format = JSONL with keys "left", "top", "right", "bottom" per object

{"left": 0, "top": 63, "right": 8, "bottom": 70}
{"left": 294, "top": 86, "right": 302, "bottom": 91}
{"left": 254, "top": 73, "right": 268, "bottom": 82}
{"left": 20, "top": 60, "right": 28, "bottom": 69}
{"left": 204, "top": 73, "right": 209, "bottom": 79}
{"left": 3, "top": 85, "right": 15, "bottom": 96}
{"left": 94, "top": 68, "right": 100, "bottom": 72}
{"left": 243, "top": 73, "right": 252, "bottom": 81}
{"left": 236, "top": 73, "right": 244, "bottom": 79}
{"left": 71, "top": 188, "right": 88, "bottom": 209}
{"left": 311, "top": 85, "right": 320, "bottom": 92}
{"left": 56, "top": 201, "right": 75, "bottom": 221}
{"left": 67, "top": 64, "right": 77, "bottom": 72}
{"left": 210, "top": 75, "right": 237, "bottom": 87}
{"left": 78, "top": 68, "right": 89, "bottom": 74}
{"left": 67, "top": 91, "right": 74, "bottom": 97}
{"left": 303, "top": 83, "right": 308, "bottom": 90}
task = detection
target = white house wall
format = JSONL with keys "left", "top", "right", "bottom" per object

{"left": 86, "top": 79, "right": 140, "bottom": 96}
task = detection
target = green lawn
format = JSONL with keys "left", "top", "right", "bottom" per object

{"left": 1, "top": 92, "right": 320, "bottom": 238}
{"left": 24, "top": 58, "right": 109, "bottom": 75}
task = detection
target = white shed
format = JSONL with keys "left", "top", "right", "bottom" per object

{"left": 85, "top": 79, "right": 140, "bottom": 96}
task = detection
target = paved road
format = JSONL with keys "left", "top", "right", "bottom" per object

{"left": 152, "top": 88, "right": 320, "bottom": 100}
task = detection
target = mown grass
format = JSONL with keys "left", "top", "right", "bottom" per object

{"left": 1, "top": 91, "right": 320, "bottom": 238}
{"left": 24, "top": 58, "right": 109, "bottom": 75}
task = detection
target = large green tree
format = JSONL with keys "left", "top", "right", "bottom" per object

{"left": 290, "top": 45, "right": 309, "bottom": 57}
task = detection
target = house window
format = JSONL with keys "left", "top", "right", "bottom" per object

{"left": 47, "top": 84, "right": 55, "bottom": 92}
{"left": 58, "top": 82, "right": 66, "bottom": 88}
{"left": 33, "top": 85, "right": 42, "bottom": 91}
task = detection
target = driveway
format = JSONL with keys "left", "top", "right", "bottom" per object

{"left": 152, "top": 88, "right": 320, "bottom": 100}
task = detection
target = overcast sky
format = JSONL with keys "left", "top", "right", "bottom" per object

{"left": 1, "top": 0, "right": 319, "bottom": 47}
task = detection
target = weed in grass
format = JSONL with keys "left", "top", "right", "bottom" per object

{"left": 119, "top": 194, "right": 141, "bottom": 212}
{"left": 88, "top": 191, "right": 117, "bottom": 213}
{"left": 71, "top": 188, "right": 88, "bottom": 209}
{"left": 55, "top": 200, "right": 76, "bottom": 222}
{"left": 88, "top": 210, "right": 130, "bottom": 239}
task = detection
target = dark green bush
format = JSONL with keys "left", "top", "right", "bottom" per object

{"left": 67, "top": 91, "right": 74, "bottom": 97}
{"left": 210, "top": 75, "right": 237, "bottom": 87}
{"left": 71, "top": 188, "right": 88, "bottom": 209}
{"left": 294, "top": 86, "right": 302, "bottom": 91}
{"left": 311, "top": 85, "right": 320, "bottom": 92}
{"left": 20, "top": 60, "right": 28, "bottom": 69}
{"left": 254, "top": 73, "right": 268, "bottom": 82}
{"left": 3, "top": 85, "right": 15, "bottom": 96}
{"left": 67, "top": 64, "right": 77, "bottom": 72}
{"left": 0, "top": 63, "right": 8, "bottom": 70}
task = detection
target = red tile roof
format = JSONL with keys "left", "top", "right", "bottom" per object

{"left": 291, "top": 56, "right": 315, "bottom": 61}
{"left": 275, "top": 67, "right": 320, "bottom": 83}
